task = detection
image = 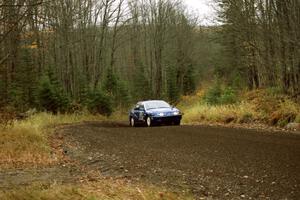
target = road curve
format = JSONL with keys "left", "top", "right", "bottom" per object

{"left": 62, "top": 122, "right": 300, "bottom": 199}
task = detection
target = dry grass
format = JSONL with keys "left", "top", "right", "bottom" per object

{"left": 0, "top": 112, "right": 193, "bottom": 199}
{"left": 179, "top": 89, "right": 300, "bottom": 127}
{"left": 296, "top": 115, "right": 300, "bottom": 123}
{"left": 181, "top": 102, "right": 259, "bottom": 124}
{"left": 0, "top": 180, "right": 193, "bottom": 200}
{"left": 0, "top": 112, "right": 105, "bottom": 168}
{"left": 109, "top": 110, "right": 129, "bottom": 121}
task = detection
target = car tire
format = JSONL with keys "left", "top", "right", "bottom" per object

{"left": 174, "top": 120, "right": 181, "bottom": 126}
{"left": 130, "top": 117, "right": 136, "bottom": 127}
{"left": 146, "top": 117, "right": 152, "bottom": 127}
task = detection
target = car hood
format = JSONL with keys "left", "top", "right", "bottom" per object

{"left": 146, "top": 107, "right": 179, "bottom": 113}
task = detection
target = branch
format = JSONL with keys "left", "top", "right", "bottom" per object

{"left": 0, "top": 1, "right": 45, "bottom": 7}
{"left": 0, "top": 54, "right": 10, "bottom": 65}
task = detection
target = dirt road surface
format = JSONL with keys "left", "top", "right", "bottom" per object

{"left": 1, "top": 122, "right": 300, "bottom": 199}
{"left": 61, "top": 122, "right": 300, "bottom": 199}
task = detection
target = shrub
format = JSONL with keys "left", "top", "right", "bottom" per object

{"left": 203, "top": 83, "right": 222, "bottom": 105}
{"left": 266, "top": 87, "right": 283, "bottom": 96}
{"left": 87, "top": 89, "right": 113, "bottom": 116}
{"left": 269, "top": 99, "right": 299, "bottom": 126}
{"left": 182, "top": 88, "right": 300, "bottom": 127}
{"left": 181, "top": 102, "right": 258, "bottom": 124}
{"left": 277, "top": 118, "right": 289, "bottom": 127}
{"left": 203, "top": 84, "right": 237, "bottom": 105}
{"left": 36, "top": 76, "right": 70, "bottom": 114}
{"left": 220, "top": 87, "right": 238, "bottom": 104}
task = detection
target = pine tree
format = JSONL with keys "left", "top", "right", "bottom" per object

{"left": 103, "top": 68, "right": 118, "bottom": 96}
{"left": 183, "top": 64, "right": 196, "bottom": 95}
{"left": 167, "top": 66, "right": 180, "bottom": 104}
{"left": 133, "top": 64, "right": 151, "bottom": 101}
{"left": 37, "top": 75, "right": 70, "bottom": 114}
{"left": 87, "top": 88, "right": 113, "bottom": 116}
{"left": 104, "top": 68, "right": 132, "bottom": 108}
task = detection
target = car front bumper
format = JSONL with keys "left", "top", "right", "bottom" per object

{"left": 151, "top": 115, "right": 182, "bottom": 123}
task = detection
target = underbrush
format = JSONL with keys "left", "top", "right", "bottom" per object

{"left": 0, "top": 180, "right": 193, "bottom": 200}
{"left": 181, "top": 102, "right": 259, "bottom": 124}
{"left": 179, "top": 88, "right": 300, "bottom": 128}
{"left": 0, "top": 112, "right": 105, "bottom": 168}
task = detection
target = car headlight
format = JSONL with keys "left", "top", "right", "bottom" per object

{"left": 158, "top": 113, "right": 165, "bottom": 117}
{"left": 173, "top": 111, "right": 180, "bottom": 115}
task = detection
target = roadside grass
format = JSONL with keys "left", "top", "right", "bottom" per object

{"left": 179, "top": 89, "right": 300, "bottom": 128}
{"left": 109, "top": 109, "right": 129, "bottom": 121}
{"left": 0, "top": 180, "right": 193, "bottom": 200}
{"left": 0, "top": 112, "right": 105, "bottom": 168}
{"left": 296, "top": 115, "right": 300, "bottom": 123}
{"left": 181, "top": 102, "right": 259, "bottom": 124}
{"left": 0, "top": 111, "right": 193, "bottom": 199}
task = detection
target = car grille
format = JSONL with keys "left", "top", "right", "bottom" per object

{"left": 165, "top": 112, "right": 173, "bottom": 116}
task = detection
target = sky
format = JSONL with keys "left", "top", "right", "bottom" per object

{"left": 184, "top": 0, "right": 217, "bottom": 25}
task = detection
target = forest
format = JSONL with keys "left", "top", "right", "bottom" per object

{"left": 0, "top": 0, "right": 299, "bottom": 115}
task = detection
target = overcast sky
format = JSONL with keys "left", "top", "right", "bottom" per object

{"left": 184, "top": 0, "right": 217, "bottom": 24}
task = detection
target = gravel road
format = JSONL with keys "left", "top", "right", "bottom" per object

{"left": 60, "top": 122, "right": 300, "bottom": 199}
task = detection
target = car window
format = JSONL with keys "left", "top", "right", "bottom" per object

{"left": 139, "top": 105, "right": 145, "bottom": 110}
{"left": 134, "top": 104, "right": 144, "bottom": 111}
{"left": 144, "top": 101, "right": 170, "bottom": 110}
{"left": 134, "top": 104, "right": 139, "bottom": 110}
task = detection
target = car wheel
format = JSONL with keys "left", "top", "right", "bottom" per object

{"left": 174, "top": 120, "right": 181, "bottom": 126}
{"left": 146, "top": 117, "right": 152, "bottom": 127}
{"left": 130, "top": 117, "right": 136, "bottom": 127}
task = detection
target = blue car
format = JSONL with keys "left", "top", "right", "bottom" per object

{"left": 129, "top": 100, "right": 182, "bottom": 127}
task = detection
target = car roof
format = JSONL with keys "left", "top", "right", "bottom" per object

{"left": 139, "top": 100, "right": 168, "bottom": 105}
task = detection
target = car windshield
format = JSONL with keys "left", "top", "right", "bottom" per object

{"left": 144, "top": 101, "right": 170, "bottom": 110}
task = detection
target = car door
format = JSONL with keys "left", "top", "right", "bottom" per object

{"left": 133, "top": 104, "right": 145, "bottom": 122}
{"left": 137, "top": 104, "right": 145, "bottom": 121}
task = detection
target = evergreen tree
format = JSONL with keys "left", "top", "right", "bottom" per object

{"left": 87, "top": 88, "right": 113, "bottom": 116}
{"left": 37, "top": 75, "right": 70, "bottom": 114}
{"left": 167, "top": 66, "right": 180, "bottom": 104}
{"left": 37, "top": 76, "right": 59, "bottom": 113}
{"left": 183, "top": 64, "right": 196, "bottom": 95}
{"left": 115, "top": 79, "right": 131, "bottom": 108}
{"left": 133, "top": 64, "right": 151, "bottom": 100}
{"left": 104, "top": 68, "right": 132, "bottom": 108}
{"left": 7, "top": 48, "right": 37, "bottom": 111}
{"left": 103, "top": 68, "right": 118, "bottom": 96}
